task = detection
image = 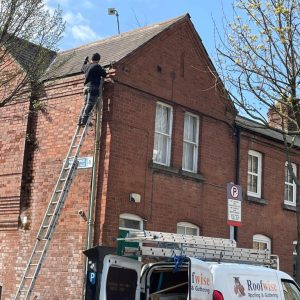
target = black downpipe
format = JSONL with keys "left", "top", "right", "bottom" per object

{"left": 234, "top": 125, "right": 241, "bottom": 241}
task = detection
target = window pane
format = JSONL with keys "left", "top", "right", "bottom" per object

{"left": 186, "top": 227, "right": 197, "bottom": 236}
{"left": 183, "top": 142, "right": 194, "bottom": 171}
{"left": 248, "top": 174, "right": 258, "bottom": 193}
{"left": 284, "top": 185, "right": 289, "bottom": 201}
{"left": 177, "top": 226, "right": 185, "bottom": 234}
{"left": 119, "top": 218, "right": 141, "bottom": 230}
{"left": 252, "top": 156, "right": 258, "bottom": 173}
{"left": 282, "top": 280, "right": 300, "bottom": 300}
{"left": 184, "top": 115, "right": 197, "bottom": 143}
{"left": 155, "top": 105, "right": 170, "bottom": 134}
{"left": 289, "top": 186, "right": 293, "bottom": 202}
{"left": 153, "top": 133, "right": 168, "bottom": 164}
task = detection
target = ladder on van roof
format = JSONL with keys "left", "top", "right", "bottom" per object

{"left": 14, "top": 79, "right": 104, "bottom": 300}
{"left": 119, "top": 230, "right": 279, "bottom": 269}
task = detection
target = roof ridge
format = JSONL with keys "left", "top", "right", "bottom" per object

{"left": 58, "top": 14, "right": 188, "bottom": 54}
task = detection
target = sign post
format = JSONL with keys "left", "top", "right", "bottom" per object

{"left": 227, "top": 183, "right": 242, "bottom": 227}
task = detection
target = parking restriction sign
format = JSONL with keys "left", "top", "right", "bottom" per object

{"left": 227, "top": 183, "right": 242, "bottom": 226}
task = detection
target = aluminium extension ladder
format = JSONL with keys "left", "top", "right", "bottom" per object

{"left": 14, "top": 79, "right": 104, "bottom": 300}
{"left": 120, "top": 230, "right": 279, "bottom": 269}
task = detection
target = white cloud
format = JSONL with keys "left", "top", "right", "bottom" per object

{"left": 71, "top": 25, "right": 99, "bottom": 42}
{"left": 63, "top": 12, "right": 85, "bottom": 25}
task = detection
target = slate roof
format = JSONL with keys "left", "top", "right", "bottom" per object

{"left": 236, "top": 115, "right": 300, "bottom": 147}
{"left": 4, "top": 35, "right": 56, "bottom": 73}
{"left": 43, "top": 14, "right": 189, "bottom": 80}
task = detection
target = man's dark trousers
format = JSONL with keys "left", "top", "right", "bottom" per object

{"left": 79, "top": 86, "right": 99, "bottom": 125}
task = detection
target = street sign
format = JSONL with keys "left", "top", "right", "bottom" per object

{"left": 227, "top": 183, "right": 242, "bottom": 227}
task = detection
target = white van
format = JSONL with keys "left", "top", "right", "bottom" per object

{"left": 96, "top": 231, "right": 300, "bottom": 300}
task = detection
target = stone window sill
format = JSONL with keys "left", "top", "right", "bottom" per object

{"left": 282, "top": 203, "right": 297, "bottom": 212}
{"left": 247, "top": 195, "right": 268, "bottom": 205}
{"left": 149, "top": 161, "right": 205, "bottom": 182}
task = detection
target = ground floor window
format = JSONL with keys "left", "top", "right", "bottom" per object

{"left": 118, "top": 213, "right": 143, "bottom": 257}
{"left": 119, "top": 213, "right": 143, "bottom": 231}
{"left": 253, "top": 234, "right": 271, "bottom": 252}
{"left": 177, "top": 222, "right": 199, "bottom": 236}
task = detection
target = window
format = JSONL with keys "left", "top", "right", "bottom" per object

{"left": 253, "top": 234, "right": 271, "bottom": 252}
{"left": 153, "top": 102, "right": 173, "bottom": 166}
{"left": 182, "top": 113, "right": 199, "bottom": 173}
{"left": 119, "top": 213, "right": 143, "bottom": 231}
{"left": 282, "top": 280, "right": 300, "bottom": 300}
{"left": 284, "top": 162, "right": 297, "bottom": 206}
{"left": 119, "top": 214, "right": 143, "bottom": 231}
{"left": 247, "top": 150, "right": 262, "bottom": 198}
{"left": 177, "top": 222, "right": 199, "bottom": 236}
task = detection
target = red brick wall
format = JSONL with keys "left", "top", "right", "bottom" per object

{"left": 238, "top": 131, "right": 299, "bottom": 275}
{"left": 1, "top": 16, "right": 298, "bottom": 299}
{"left": 0, "top": 74, "right": 101, "bottom": 299}
{"left": 98, "top": 20, "right": 236, "bottom": 248}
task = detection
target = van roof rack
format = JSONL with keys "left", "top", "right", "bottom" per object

{"left": 119, "top": 230, "right": 279, "bottom": 269}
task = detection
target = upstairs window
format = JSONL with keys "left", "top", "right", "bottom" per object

{"left": 284, "top": 162, "right": 297, "bottom": 206}
{"left": 247, "top": 150, "right": 262, "bottom": 198}
{"left": 177, "top": 222, "right": 199, "bottom": 236}
{"left": 182, "top": 112, "right": 199, "bottom": 173}
{"left": 153, "top": 102, "right": 173, "bottom": 166}
{"left": 253, "top": 234, "right": 271, "bottom": 252}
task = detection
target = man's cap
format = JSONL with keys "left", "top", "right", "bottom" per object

{"left": 92, "top": 53, "right": 101, "bottom": 61}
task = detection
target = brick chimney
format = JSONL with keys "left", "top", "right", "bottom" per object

{"left": 268, "top": 102, "right": 298, "bottom": 132}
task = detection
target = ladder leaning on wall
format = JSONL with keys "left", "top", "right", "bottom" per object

{"left": 14, "top": 79, "right": 104, "bottom": 300}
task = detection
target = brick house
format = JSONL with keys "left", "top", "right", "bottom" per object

{"left": 0, "top": 13, "right": 298, "bottom": 299}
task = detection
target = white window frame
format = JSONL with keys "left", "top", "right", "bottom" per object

{"left": 153, "top": 102, "right": 173, "bottom": 166}
{"left": 177, "top": 222, "right": 199, "bottom": 236}
{"left": 119, "top": 213, "right": 143, "bottom": 231}
{"left": 182, "top": 112, "right": 199, "bottom": 173}
{"left": 253, "top": 234, "right": 271, "bottom": 252}
{"left": 247, "top": 150, "right": 262, "bottom": 198}
{"left": 284, "top": 162, "right": 297, "bottom": 206}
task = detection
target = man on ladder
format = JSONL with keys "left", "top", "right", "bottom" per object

{"left": 78, "top": 52, "right": 114, "bottom": 126}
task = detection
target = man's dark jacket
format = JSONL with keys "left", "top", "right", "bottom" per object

{"left": 82, "top": 62, "right": 107, "bottom": 96}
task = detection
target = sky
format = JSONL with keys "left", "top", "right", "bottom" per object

{"left": 45, "top": 0, "right": 234, "bottom": 61}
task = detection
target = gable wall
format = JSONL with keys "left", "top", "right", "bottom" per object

{"left": 98, "top": 20, "right": 237, "bottom": 248}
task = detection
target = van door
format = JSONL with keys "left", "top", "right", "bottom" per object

{"left": 99, "top": 254, "right": 141, "bottom": 300}
{"left": 189, "top": 257, "right": 213, "bottom": 300}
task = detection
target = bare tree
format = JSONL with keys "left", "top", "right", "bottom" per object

{"left": 0, "top": 0, "right": 64, "bottom": 107}
{"left": 216, "top": 0, "right": 300, "bottom": 281}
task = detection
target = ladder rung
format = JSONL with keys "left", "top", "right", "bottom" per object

{"left": 71, "top": 145, "right": 78, "bottom": 148}
{"left": 51, "top": 201, "right": 58, "bottom": 205}
{"left": 47, "top": 213, "right": 53, "bottom": 216}
{"left": 42, "top": 225, "right": 49, "bottom": 228}
{"left": 25, "top": 276, "right": 34, "bottom": 279}
{"left": 59, "top": 178, "right": 66, "bottom": 181}
{"left": 55, "top": 190, "right": 63, "bottom": 193}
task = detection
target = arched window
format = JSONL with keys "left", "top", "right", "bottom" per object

{"left": 177, "top": 222, "right": 199, "bottom": 236}
{"left": 119, "top": 213, "right": 143, "bottom": 231}
{"left": 253, "top": 234, "right": 271, "bottom": 252}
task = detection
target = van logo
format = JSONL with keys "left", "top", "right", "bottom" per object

{"left": 234, "top": 277, "right": 246, "bottom": 297}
